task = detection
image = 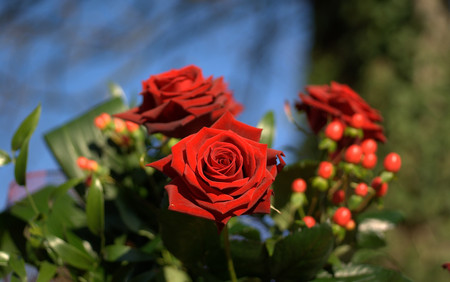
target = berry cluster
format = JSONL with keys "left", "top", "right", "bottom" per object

{"left": 94, "top": 113, "right": 142, "bottom": 147}
{"left": 290, "top": 113, "right": 401, "bottom": 239}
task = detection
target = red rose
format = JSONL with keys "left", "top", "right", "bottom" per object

{"left": 115, "top": 65, "right": 243, "bottom": 138}
{"left": 148, "top": 112, "right": 285, "bottom": 231}
{"left": 296, "top": 82, "right": 386, "bottom": 142}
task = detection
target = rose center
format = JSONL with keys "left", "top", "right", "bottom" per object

{"left": 202, "top": 142, "right": 243, "bottom": 180}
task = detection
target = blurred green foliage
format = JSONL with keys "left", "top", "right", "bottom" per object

{"left": 309, "top": 0, "right": 450, "bottom": 281}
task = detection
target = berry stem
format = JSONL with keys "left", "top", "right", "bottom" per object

{"left": 354, "top": 191, "right": 375, "bottom": 213}
{"left": 307, "top": 195, "right": 318, "bottom": 216}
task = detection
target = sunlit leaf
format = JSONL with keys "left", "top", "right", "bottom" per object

{"left": 46, "top": 235, "right": 96, "bottom": 270}
{"left": 44, "top": 97, "right": 127, "bottom": 178}
{"left": 0, "top": 149, "right": 11, "bottom": 167}
{"left": 11, "top": 104, "right": 41, "bottom": 151}
{"left": 312, "top": 264, "right": 412, "bottom": 281}
{"left": 164, "top": 266, "right": 192, "bottom": 282}
{"left": 108, "top": 82, "right": 126, "bottom": 99}
{"left": 0, "top": 251, "right": 9, "bottom": 266}
{"left": 257, "top": 111, "right": 275, "bottom": 148}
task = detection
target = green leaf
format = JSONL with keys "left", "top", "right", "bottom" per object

{"left": 44, "top": 97, "right": 126, "bottom": 178}
{"left": 9, "top": 256, "right": 26, "bottom": 279}
{"left": 46, "top": 235, "right": 96, "bottom": 270}
{"left": 357, "top": 231, "right": 386, "bottom": 249}
{"left": 104, "top": 244, "right": 154, "bottom": 262}
{"left": 312, "top": 264, "right": 412, "bottom": 281}
{"left": 270, "top": 224, "right": 334, "bottom": 281}
{"left": 36, "top": 261, "right": 58, "bottom": 282}
{"left": 11, "top": 104, "right": 41, "bottom": 151}
{"left": 257, "top": 111, "right": 275, "bottom": 148}
{"left": 228, "top": 218, "right": 261, "bottom": 241}
{"left": 47, "top": 190, "right": 87, "bottom": 237}
{"left": 230, "top": 239, "right": 270, "bottom": 278}
{"left": 14, "top": 139, "right": 29, "bottom": 186}
{"left": 159, "top": 209, "right": 220, "bottom": 267}
{"left": 380, "top": 171, "right": 394, "bottom": 183}
{"left": 0, "top": 149, "right": 11, "bottom": 166}
{"left": 64, "top": 232, "right": 97, "bottom": 259}
{"left": 86, "top": 177, "right": 104, "bottom": 236}
{"left": 357, "top": 210, "right": 405, "bottom": 225}
{"left": 50, "top": 178, "right": 83, "bottom": 201}
{"left": 352, "top": 249, "right": 387, "bottom": 264}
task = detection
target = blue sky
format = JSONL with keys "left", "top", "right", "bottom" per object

{"left": 0, "top": 1, "right": 312, "bottom": 210}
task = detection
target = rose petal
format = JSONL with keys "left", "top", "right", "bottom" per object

{"left": 165, "top": 178, "right": 215, "bottom": 221}
{"left": 211, "top": 112, "right": 262, "bottom": 142}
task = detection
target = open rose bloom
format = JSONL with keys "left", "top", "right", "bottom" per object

{"left": 149, "top": 112, "right": 285, "bottom": 231}
{"left": 296, "top": 81, "right": 386, "bottom": 142}
{"left": 115, "top": 65, "right": 243, "bottom": 139}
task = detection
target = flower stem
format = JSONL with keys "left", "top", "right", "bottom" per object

{"left": 223, "top": 224, "right": 238, "bottom": 282}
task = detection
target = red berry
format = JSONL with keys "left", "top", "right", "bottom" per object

{"left": 113, "top": 118, "right": 126, "bottom": 133}
{"left": 125, "top": 121, "right": 140, "bottom": 132}
{"left": 355, "top": 183, "right": 368, "bottom": 197}
{"left": 345, "top": 219, "right": 356, "bottom": 231}
{"left": 351, "top": 113, "right": 365, "bottom": 128}
{"left": 77, "top": 156, "right": 89, "bottom": 170}
{"left": 318, "top": 161, "right": 334, "bottom": 179}
{"left": 332, "top": 190, "right": 345, "bottom": 204}
{"left": 383, "top": 152, "right": 402, "bottom": 173}
{"left": 86, "top": 160, "right": 99, "bottom": 172}
{"left": 333, "top": 207, "right": 352, "bottom": 227}
{"left": 361, "top": 139, "right": 377, "bottom": 154}
{"left": 345, "top": 145, "right": 363, "bottom": 164}
{"left": 94, "top": 113, "right": 111, "bottom": 130}
{"left": 371, "top": 177, "right": 388, "bottom": 197}
{"left": 362, "top": 153, "right": 377, "bottom": 169}
{"left": 303, "top": 216, "right": 316, "bottom": 228}
{"left": 291, "top": 178, "right": 307, "bottom": 193}
{"left": 325, "top": 120, "right": 344, "bottom": 141}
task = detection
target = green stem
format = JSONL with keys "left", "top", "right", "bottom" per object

{"left": 297, "top": 206, "right": 306, "bottom": 219}
{"left": 307, "top": 195, "right": 318, "bottom": 216}
{"left": 25, "top": 184, "right": 39, "bottom": 217}
{"left": 223, "top": 224, "right": 238, "bottom": 282}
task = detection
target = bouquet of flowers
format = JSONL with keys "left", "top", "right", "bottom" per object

{"left": 0, "top": 65, "right": 409, "bottom": 281}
